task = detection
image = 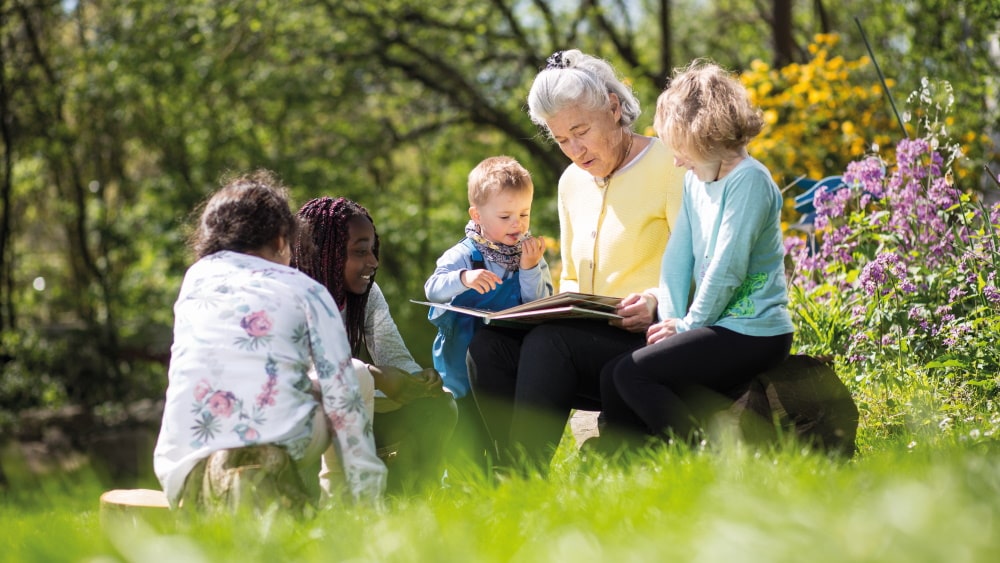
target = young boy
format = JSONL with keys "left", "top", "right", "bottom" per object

{"left": 424, "top": 156, "right": 552, "bottom": 465}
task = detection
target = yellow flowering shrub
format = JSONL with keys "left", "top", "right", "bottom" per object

{"left": 743, "top": 34, "right": 992, "bottom": 229}
{"left": 742, "top": 34, "right": 898, "bottom": 222}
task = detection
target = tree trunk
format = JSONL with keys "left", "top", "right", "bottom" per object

{"left": 773, "top": 0, "right": 794, "bottom": 67}
{"left": 658, "top": 0, "right": 672, "bottom": 89}
{"left": 0, "top": 0, "right": 16, "bottom": 332}
{"left": 725, "top": 355, "right": 858, "bottom": 458}
{"left": 814, "top": 0, "right": 831, "bottom": 34}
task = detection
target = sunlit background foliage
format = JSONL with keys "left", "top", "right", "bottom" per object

{"left": 2, "top": 2, "right": 1000, "bottom": 560}
{"left": 1, "top": 0, "right": 998, "bottom": 445}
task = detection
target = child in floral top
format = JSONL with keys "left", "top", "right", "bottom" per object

{"left": 153, "top": 170, "right": 386, "bottom": 508}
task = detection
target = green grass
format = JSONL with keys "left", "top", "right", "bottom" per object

{"left": 2, "top": 427, "right": 999, "bottom": 563}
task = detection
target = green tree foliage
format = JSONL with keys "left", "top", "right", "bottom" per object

{"left": 0, "top": 0, "right": 997, "bottom": 419}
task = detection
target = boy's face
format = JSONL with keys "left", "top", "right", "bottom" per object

{"left": 343, "top": 215, "right": 378, "bottom": 295}
{"left": 470, "top": 189, "right": 533, "bottom": 246}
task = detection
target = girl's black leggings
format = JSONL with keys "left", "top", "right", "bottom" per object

{"left": 600, "top": 326, "right": 792, "bottom": 441}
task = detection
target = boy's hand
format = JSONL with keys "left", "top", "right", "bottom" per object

{"left": 462, "top": 269, "right": 502, "bottom": 294}
{"left": 519, "top": 235, "right": 546, "bottom": 270}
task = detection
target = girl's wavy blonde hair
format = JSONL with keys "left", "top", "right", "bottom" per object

{"left": 654, "top": 59, "right": 764, "bottom": 161}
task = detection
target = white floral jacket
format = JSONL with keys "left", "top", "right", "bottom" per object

{"left": 153, "top": 251, "right": 386, "bottom": 507}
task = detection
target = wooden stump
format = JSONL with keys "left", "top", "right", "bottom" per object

{"left": 726, "top": 354, "right": 859, "bottom": 457}
{"left": 99, "top": 488, "right": 171, "bottom": 529}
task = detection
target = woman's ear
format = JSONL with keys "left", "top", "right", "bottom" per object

{"left": 609, "top": 92, "right": 622, "bottom": 123}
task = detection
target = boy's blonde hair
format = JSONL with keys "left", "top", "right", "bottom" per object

{"left": 654, "top": 59, "right": 764, "bottom": 161}
{"left": 468, "top": 156, "right": 533, "bottom": 207}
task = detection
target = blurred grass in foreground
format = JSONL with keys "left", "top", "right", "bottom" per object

{"left": 2, "top": 426, "right": 999, "bottom": 563}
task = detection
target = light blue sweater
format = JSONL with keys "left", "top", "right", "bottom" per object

{"left": 656, "top": 157, "right": 794, "bottom": 337}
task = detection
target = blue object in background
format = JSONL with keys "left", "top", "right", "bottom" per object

{"left": 788, "top": 176, "right": 846, "bottom": 251}
{"left": 793, "top": 175, "right": 847, "bottom": 216}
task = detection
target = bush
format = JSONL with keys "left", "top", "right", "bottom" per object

{"left": 0, "top": 326, "right": 168, "bottom": 432}
{"left": 784, "top": 78, "right": 1000, "bottom": 439}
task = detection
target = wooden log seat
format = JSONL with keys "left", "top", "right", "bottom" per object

{"left": 725, "top": 354, "right": 859, "bottom": 457}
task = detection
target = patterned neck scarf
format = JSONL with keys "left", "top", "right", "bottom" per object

{"left": 465, "top": 220, "right": 522, "bottom": 272}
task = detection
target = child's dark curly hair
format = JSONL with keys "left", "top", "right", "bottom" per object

{"left": 190, "top": 169, "right": 298, "bottom": 259}
{"left": 293, "top": 197, "right": 379, "bottom": 356}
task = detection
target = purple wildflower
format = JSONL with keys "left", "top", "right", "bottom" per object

{"left": 813, "top": 184, "right": 853, "bottom": 229}
{"left": 948, "top": 286, "right": 967, "bottom": 303}
{"left": 857, "top": 252, "right": 910, "bottom": 297}
{"left": 842, "top": 156, "right": 886, "bottom": 199}
{"left": 983, "top": 285, "right": 1000, "bottom": 303}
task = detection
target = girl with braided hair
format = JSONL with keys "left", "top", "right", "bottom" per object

{"left": 294, "top": 196, "right": 457, "bottom": 494}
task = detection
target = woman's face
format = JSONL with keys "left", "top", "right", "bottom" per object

{"left": 545, "top": 95, "right": 626, "bottom": 179}
{"left": 343, "top": 216, "right": 378, "bottom": 295}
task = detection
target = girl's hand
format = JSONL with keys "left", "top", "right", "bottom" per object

{"left": 646, "top": 318, "right": 679, "bottom": 345}
{"left": 461, "top": 269, "right": 502, "bottom": 294}
{"left": 611, "top": 292, "right": 657, "bottom": 333}
{"left": 413, "top": 367, "right": 446, "bottom": 397}
{"left": 519, "top": 235, "right": 546, "bottom": 270}
{"left": 371, "top": 365, "right": 440, "bottom": 404}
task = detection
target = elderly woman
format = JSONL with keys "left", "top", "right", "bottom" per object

{"left": 153, "top": 170, "right": 386, "bottom": 510}
{"left": 467, "top": 49, "right": 686, "bottom": 467}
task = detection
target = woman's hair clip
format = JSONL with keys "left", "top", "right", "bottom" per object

{"left": 545, "top": 51, "right": 568, "bottom": 70}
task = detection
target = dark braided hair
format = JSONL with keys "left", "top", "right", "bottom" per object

{"left": 189, "top": 169, "right": 298, "bottom": 259}
{"left": 293, "top": 197, "right": 379, "bottom": 356}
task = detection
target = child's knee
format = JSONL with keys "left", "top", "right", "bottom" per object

{"left": 351, "top": 359, "right": 376, "bottom": 415}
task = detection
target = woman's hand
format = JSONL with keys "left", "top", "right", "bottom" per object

{"left": 611, "top": 292, "right": 657, "bottom": 333}
{"left": 519, "top": 235, "right": 546, "bottom": 270}
{"left": 461, "top": 269, "right": 502, "bottom": 294}
{"left": 646, "top": 318, "right": 679, "bottom": 345}
{"left": 370, "top": 365, "right": 444, "bottom": 404}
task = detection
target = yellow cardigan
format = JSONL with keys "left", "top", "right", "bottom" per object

{"left": 557, "top": 137, "right": 686, "bottom": 297}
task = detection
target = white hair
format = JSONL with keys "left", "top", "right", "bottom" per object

{"left": 527, "top": 49, "right": 641, "bottom": 134}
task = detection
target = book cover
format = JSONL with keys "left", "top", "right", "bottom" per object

{"left": 411, "top": 292, "right": 623, "bottom": 324}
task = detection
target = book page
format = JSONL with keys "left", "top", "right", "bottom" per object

{"left": 410, "top": 292, "right": 622, "bottom": 323}
{"left": 489, "top": 292, "right": 621, "bottom": 315}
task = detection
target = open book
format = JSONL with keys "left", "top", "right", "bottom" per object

{"left": 411, "top": 292, "right": 622, "bottom": 324}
